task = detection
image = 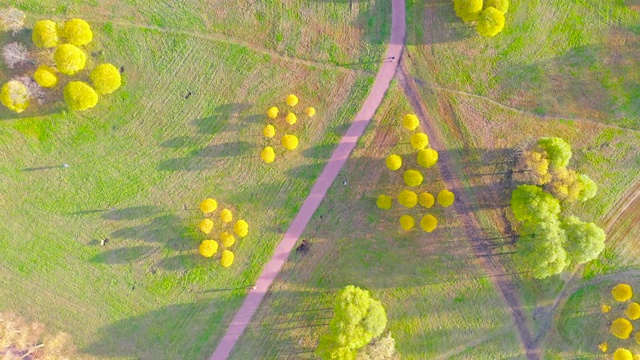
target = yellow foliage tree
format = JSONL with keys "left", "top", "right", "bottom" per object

{"left": 282, "top": 134, "right": 299, "bottom": 150}
{"left": 261, "top": 146, "right": 275, "bottom": 163}
{"left": 90, "top": 63, "right": 122, "bottom": 94}
{"left": 419, "top": 192, "right": 435, "bottom": 208}
{"left": 61, "top": 19, "right": 93, "bottom": 46}
{"left": 476, "top": 7, "right": 505, "bottom": 37}
{"left": 234, "top": 220, "right": 249, "bottom": 237}
{"left": 438, "top": 189, "right": 455, "bottom": 207}
{"left": 220, "top": 231, "right": 236, "bottom": 248}
{"left": 614, "top": 348, "right": 633, "bottom": 360}
{"left": 285, "top": 112, "right": 297, "bottom": 125}
{"left": 200, "top": 198, "right": 218, "bottom": 213}
{"left": 305, "top": 107, "right": 316, "bottom": 117}
{"left": 199, "top": 240, "right": 218, "bottom": 257}
{"left": 221, "top": 250, "right": 234, "bottom": 268}
{"left": 601, "top": 303, "right": 612, "bottom": 313}
{"left": 398, "top": 190, "right": 418, "bottom": 208}
{"left": 417, "top": 148, "right": 439, "bottom": 168}
{"left": 404, "top": 169, "right": 424, "bottom": 187}
{"left": 410, "top": 132, "right": 429, "bottom": 150}
{"left": 402, "top": 114, "right": 419, "bottom": 131}
{"left": 613, "top": 284, "right": 633, "bottom": 302}
{"left": 34, "top": 65, "right": 58, "bottom": 88}
{"left": 386, "top": 154, "right": 402, "bottom": 171}
{"left": 267, "top": 106, "right": 278, "bottom": 119}
{"left": 598, "top": 342, "right": 607, "bottom": 353}
{"left": 286, "top": 94, "right": 299, "bottom": 107}
{"left": 420, "top": 215, "right": 437, "bottom": 232}
{"left": 376, "top": 195, "right": 392, "bottom": 210}
{"left": 199, "top": 219, "right": 214, "bottom": 234}
{"left": 32, "top": 20, "right": 59, "bottom": 48}
{"left": 54, "top": 44, "right": 87, "bottom": 75}
{"left": 1, "top": 81, "right": 29, "bottom": 113}
{"left": 627, "top": 303, "right": 640, "bottom": 320}
{"left": 63, "top": 81, "right": 98, "bottom": 111}
{"left": 263, "top": 124, "right": 275, "bottom": 138}
{"left": 611, "top": 318, "right": 633, "bottom": 339}
{"left": 399, "top": 215, "right": 415, "bottom": 231}
{"left": 220, "top": 209, "right": 233, "bottom": 223}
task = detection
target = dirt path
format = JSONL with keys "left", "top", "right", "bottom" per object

{"left": 396, "top": 62, "right": 539, "bottom": 360}
{"left": 210, "top": 1, "right": 407, "bottom": 359}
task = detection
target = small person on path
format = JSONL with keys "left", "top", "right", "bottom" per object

{"left": 343, "top": 179, "right": 348, "bottom": 186}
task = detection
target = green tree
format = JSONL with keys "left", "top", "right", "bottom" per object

{"left": 454, "top": 0, "right": 483, "bottom": 22}
{"left": 517, "top": 220, "right": 569, "bottom": 279}
{"left": 537, "top": 137, "right": 572, "bottom": 168}
{"left": 510, "top": 185, "right": 560, "bottom": 223}
{"left": 476, "top": 7, "right": 505, "bottom": 37}
{"left": 576, "top": 174, "right": 597, "bottom": 201}
{"left": 562, "top": 216, "right": 606, "bottom": 264}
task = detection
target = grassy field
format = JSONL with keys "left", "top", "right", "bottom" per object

{"left": 0, "top": 1, "right": 390, "bottom": 359}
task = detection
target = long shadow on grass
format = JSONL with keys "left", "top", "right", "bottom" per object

{"left": 90, "top": 245, "right": 154, "bottom": 264}
{"left": 192, "top": 103, "right": 253, "bottom": 135}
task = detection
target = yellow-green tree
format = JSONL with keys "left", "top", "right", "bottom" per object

{"left": 417, "top": 148, "right": 438, "bottom": 168}
{"left": 420, "top": 215, "right": 437, "bottom": 232}
{"left": 220, "top": 232, "right": 236, "bottom": 248}
{"left": 454, "top": 0, "right": 483, "bottom": 22}
{"left": 613, "top": 348, "right": 633, "bottom": 360}
{"left": 32, "top": 20, "right": 59, "bottom": 48}
{"left": 282, "top": 134, "right": 299, "bottom": 150}
{"left": 611, "top": 318, "right": 633, "bottom": 339}
{"left": 418, "top": 192, "right": 435, "bottom": 208}
{"left": 398, "top": 190, "right": 418, "bottom": 208}
{"left": 261, "top": 146, "right": 275, "bottom": 163}
{"left": 305, "top": 107, "right": 316, "bottom": 117}
{"left": 386, "top": 154, "right": 402, "bottom": 171}
{"left": 285, "top": 112, "right": 297, "bottom": 125}
{"left": 263, "top": 124, "right": 275, "bottom": 138}
{"left": 54, "top": 44, "right": 87, "bottom": 75}
{"left": 410, "top": 132, "right": 429, "bottom": 150}
{"left": 376, "top": 195, "right": 392, "bottom": 210}
{"left": 267, "top": 106, "right": 278, "bottom": 119}
{"left": 198, "top": 219, "right": 214, "bottom": 234}
{"left": 199, "top": 240, "right": 218, "bottom": 257}
{"left": 403, "top": 169, "right": 423, "bottom": 187}
{"left": 402, "top": 114, "right": 419, "bottom": 131}
{"left": 61, "top": 18, "right": 93, "bottom": 46}
{"left": 200, "top": 198, "right": 218, "bottom": 213}
{"left": 477, "top": 7, "right": 505, "bottom": 37}
{"left": 90, "top": 63, "right": 122, "bottom": 94}
{"left": 221, "top": 250, "right": 234, "bottom": 268}
{"left": 485, "top": 0, "right": 509, "bottom": 13}
{"left": 234, "top": 220, "right": 249, "bottom": 237}
{"left": 34, "top": 65, "right": 58, "bottom": 88}
{"left": 399, "top": 215, "right": 415, "bottom": 231}
{"left": 220, "top": 209, "right": 233, "bottom": 223}
{"left": 437, "top": 189, "right": 455, "bottom": 207}
{"left": 64, "top": 81, "right": 98, "bottom": 111}
{"left": 612, "top": 284, "right": 633, "bottom": 302}
{"left": 1, "top": 80, "right": 29, "bottom": 113}
{"left": 626, "top": 303, "right": 640, "bottom": 320}
{"left": 286, "top": 94, "right": 299, "bottom": 107}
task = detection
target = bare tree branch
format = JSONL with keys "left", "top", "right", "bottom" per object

{"left": 2, "top": 42, "right": 29, "bottom": 69}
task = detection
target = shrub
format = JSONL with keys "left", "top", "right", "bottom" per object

{"left": 61, "top": 19, "right": 93, "bottom": 46}
{"left": 626, "top": 303, "right": 640, "bottom": 320}
{"left": 577, "top": 174, "right": 597, "bottom": 201}
{"left": 485, "top": 0, "right": 509, "bottom": 13}
{"left": 399, "top": 215, "right": 415, "bottom": 231}
{"left": 234, "top": 220, "right": 249, "bottom": 237}
{"left": 305, "top": 107, "right": 316, "bottom": 117}
{"left": 614, "top": 348, "right": 633, "bottom": 360}
{"left": 420, "top": 215, "right": 437, "bottom": 232}
{"left": 376, "top": 195, "right": 392, "bottom": 210}
{"left": 454, "top": 0, "right": 483, "bottom": 22}
{"left": 90, "top": 63, "right": 122, "bottom": 94}
{"left": 385, "top": 154, "right": 402, "bottom": 171}
{"left": 221, "top": 250, "right": 234, "bottom": 268}
{"left": 598, "top": 342, "right": 607, "bottom": 353}
{"left": 0, "top": 8, "right": 26, "bottom": 34}
{"left": 263, "top": 124, "right": 275, "bottom": 138}
{"left": 404, "top": 169, "right": 424, "bottom": 187}
{"left": 199, "top": 240, "right": 218, "bottom": 257}
{"left": 611, "top": 318, "right": 633, "bottom": 339}
{"left": 200, "top": 198, "right": 218, "bottom": 213}
{"left": 286, "top": 94, "right": 299, "bottom": 107}
{"left": 267, "top": 106, "right": 278, "bottom": 119}
{"left": 398, "top": 190, "right": 417, "bottom": 208}
{"left": 261, "top": 146, "right": 275, "bottom": 163}
{"left": 613, "top": 284, "right": 633, "bottom": 302}
{"left": 562, "top": 216, "right": 605, "bottom": 265}
{"left": 510, "top": 185, "right": 560, "bottom": 222}
{"left": 601, "top": 304, "right": 611, "bottom": 313}
{"left": 437, "top": 189, "right": 455, "bottom": 207}
{"left": 402, "top": 114, "right": 419, "bottom": 130}
{"left": 285, "top": 112, "right": 297, "bottom": 125}
{"left": 55, "top": 44, "right": 87, "bottom": 75}
{"left": 477, "top": 7, "right": 505, "bottom": 37}
{"left": 34, "top": 65, "right": 58, "bottom": 88}
{"left": 220, "top": 231, "right": 236, "bottom": 248}
{"left": 198, "top": 219, "right": 214, "bottom": 234}
{"left": 220, "top": 209, "right": 232, "bottom": 223}
{"left": 2, "top": 42, "right": 29, "bottom": 69}
{"left": 282, "top": 134, "right": 299, "bottom": 150}
{"left": 410, "top": 132, "right": 429, "bottom": 150}
{"left": 1, "top": 81, "right": 29, "bottom": 113}
{"left": 32, "top": 20, "right": 59, "bottom": 48}
{"left": 419, "top": 192, "right": 435, "bottom": 208}
{"left": 417, "top": 148, "right": 438, "bottom": 168}
{"left": 64, "top": 81, "right": 98, "bottom": 111}
{"left": 537, "top": 137, "right": 572, "bottom": 168}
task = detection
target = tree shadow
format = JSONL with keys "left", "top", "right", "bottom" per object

{"left": 196, "top": 141, "right": 255, "bottom": 158}
{"left": 302, "top": 143, "right": 338, "bottom": 159}
{"left": 109, "top": 214, "right": 190, "bottom": 251}
{"left": 192, "top": 103, "right": 253, "bottom": 135}
{"left": 154, "top": 253, "right": 196, "bottom": 272}
{"left": 90, "top": 246, "right": 153, "bottom": 264}
{"left": 156, "top": 156, "right": 213, "bottom": 171}
{"left": 101, "top": 205, "right": 161, "bottom": 221}
{"left": 159, "top": 136, "right": 200, "bottom": 148}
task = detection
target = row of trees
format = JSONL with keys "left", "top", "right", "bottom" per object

{"left": 453, "top": 0, "right": 508, "bottom": 37}
{"left": 197, "top": 198, "right": 250, "bottom": 268}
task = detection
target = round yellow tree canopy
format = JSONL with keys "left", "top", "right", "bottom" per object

{"left": 199, "top": 240, "right": 218, "bottom": 257}
{"left": 234, "top": 220, "right": 249, "bottom": 237}
{"left": 220, "top": 231, "right": 236, "bottom": 248}
{"left": 263, "top": 124, "right": 275, "bottom": 138}
{"left": 601, "top": 303, "right": 612, "bottom": 313}
{"left": 419, "top": 192, "right": 435, "bottom": 208}
{"left": 34, "top": 65, "right": 58, "bottom": 88}
{"left": 410, "top": 132, "right": 429, "bottom": 150}
{"left": 198, "top": 219, "right": 214, "bottom": 234}
{"left": 286, "top": 94, "right": 299, "bottom": 107}
{"left": 613, "top": 348, "right": 633, "bottom": 360}
{"left": 261, "top": 146, "right": 275, "bottom": 163}
{"left": 613, "top": 284, "right": 633, "bottom": 302}
{"left": 438, "top": 189, "right": 455, "bottom": 207}
{"left": 404, "top": 169, "right": 424, "bottom": 187}
{"left": 420, "top": 215, "right": 438, "bottom": 232}
{"left": 626, "top": 302, "right": 640, "bottom": 320}
{"left": 597, "top": 342, "right": 607, "bottom": 353}
{"left": 399, "top": 215, "right": 415, "bottom": 231}
{"left": 611, "top": 318, "right": 633, "bottom": 339}
{"left": 267, "top": 106, "right": 278, "bottom": 119}
{"left": 221, "top": 250, "right": 234, "bottom": 268}
{"left": 304, "top": 107, "right": 316, "bottom": 117}
{"left": 220, "top": 209, "right": 233, "bottom": 223}
{"left": 376, "top": 194, "right": 392, "bottom": 210}
{"left": 285, "top": 112, "right": 297, "bottom": 125}
{"left": 398, "top": 190, "right": 418, "bottom": 208}
{"left": 402, "top": 114, "right": 419, "bottom": 130}
{"left": 417, "top": 148, "right": 439, "bottom": 168}
{"left": 386, "top": 154, "right": 402, "bottom": 171}
{"left": 282, "top": 134, "right": 299, "bottom": 150}
{"left": 200, "top": 198, "right": 218, "bottom": 213}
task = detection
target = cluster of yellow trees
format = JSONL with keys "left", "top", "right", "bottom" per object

{"left": 600, "top": 284, "right": 640, "bottom": 359}
{"left": 260, "top": 94, "right": 316, "bottom": 163}
{"left": 377, "top": 114, "right": 455, "bottom": 232}
{"left": 197, "top": 198, "right": 249, "bottom": 268}
{"left": 453, "top": 0, "right": 508, "bottom": 37}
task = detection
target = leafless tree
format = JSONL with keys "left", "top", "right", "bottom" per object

{"left": 14, "top": 76, "right": 45, "bottom": 104}
{"left": 2, "top": 42, "right": 29, "bottom": 69}
{"left": 0, "top": 8, "right": 26, "bottom": 34}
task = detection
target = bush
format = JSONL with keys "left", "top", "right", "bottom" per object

{"left": 399, "top": 215, "right": 415, "bottom": 231}
{"left": 419, "top": 192, "right": 435, "bottom": 208}
{"left": 267, "top": 106, "right": 278, "bottom": 119}
{"left": 55, "top": 44, "right": 87, "bottom": 75}
{"left": 0, "top": 8, "right": 26, "bottom": 34}
{"left": 1, "top": 81, "right": 29, "bottom": 113}
{"left": 611, "top": 318, "right": 633, "bottom": 339}
{"left": 402, "top": 114, "right": 419, "bottom": 130}
{"left": 2, "top": 42, "right": 29, "bottom": 69}
{"left": 285, "top": 112, "right": 297, "bottom": 125}
{"left": 537, "top": 137, "right": 572, "bottom": 168}
{"left": 376, "top": 195, "right": 392, "bottom": 210}
{"left": 420, "top": 215, "right": 437, "bottom": 232}
{"left": 34, "top": 65, "right": 58, "bottom": 88}
{"left": 626, "top": 303, "right": 640, "bottom": 320}
{"left": 198, "top": 219, "right": 214, "bottom": 234}
{"left": 263, "top": 124, "right": 275, "bottom": 138}
{"left": 32, "top": 20, "right": 59, "bottom": 48}
{"left": 577, "top": 174, "right": 597, "bottom": 201}
{"left": 286, "top": 94, "right": 299, "bottom": 107}
{"left": 404, "top": 169, "right": 424, "bottom": 187}
{"left": 220, "top": 209, "right": 232, "bottom": 223}
{"left": 437, "top": 189, "right": 455, "bottom": 207}
{"left": 417, "top": 148, "right": 438, "bottom": 168}
{"left": 221, "top": 250, "right": 234, "bottom": 268}
{"left": 613, "top": 284, "right": 633, "bottom": 302}
{"left": 410, "top": 132, "right": 429, "bottom": 150}
{"left": 601, "top": 304, "right": 611, "bottom": 313}
{"left": 305, "top": 107, "right": 316, "bottom": 117}
{"left": 261, "top": 146, "right": 275, "bottom": 163}
{"left": 199, "top": 240, "right": 218, "bottom": 257}
{"left": 477, "top": 7, "right": 505, "bottom": 37}
{"left": 398, "top": 190, "right": 417, "bottom": 208}
{"left": 454, "top": 0, "right": 483, "bottom": 22}
{"left": 61, "top": 19, "right": 93, "bottom": 46}
{"left": 220, "top": 231, "right": 236, "bottom": 248}
{"left": 90, "top": 63, "right": 121, "bottom": 94}
{"left": 385, "top": 154, "right": 402, "bottom": 171}
{"left": 598, "top": 342, "right": 607, "bottom": 353}
{"left": 614, "top": 348, "right": 633, "bottom": 360}
{"left": 282, "top": 134, "right": 299, "bottom": 150}
{"left": 485, "top": 0, "right": 509, "bottom": 13}
{"left": 200, "top": 198, "right": 218, "bottom": 213}
{"left": 64, "top": 81, "right": 98, "bottom": 111}
{"left": 234, "top": 220, "right": 249, "bottom": 237}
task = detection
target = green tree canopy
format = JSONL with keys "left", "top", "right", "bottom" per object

{"left": 577, "top": 174, "right": 598, "bottom": 201}
{"left": 537, "top": 137, "right": 572, "bottom": 168}
{"left": 562, "top": 216, "right": 606, "bottom": 265}
{"left": 510, "top": 185, "right": 561, "bottom": 223}
{"left": 517, "top": 220, "right": 569, "bottom": 279}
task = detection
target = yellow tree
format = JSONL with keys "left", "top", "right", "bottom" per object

{"left": 386, "top": 154, "right": 402, "bottom": 171}
{"left": 221, "top": 250, "right": 234, "bottom": 268}
{"left": 200, "top": 198, "right": 218, "bottom": 213}
{"left": 199, "top": 240, "right": 218, "bottom": 257}
{"left": 261, "top": 146, "right": 275, "bottom": 163}
{"left": 399, "top": 215, "right": 415, "bottom": 231}
{"left": 34, "top": 66, "right": 58, "bottom": 88}
{"left": 234, "top": 220, "right": 249, "bottom": 237}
